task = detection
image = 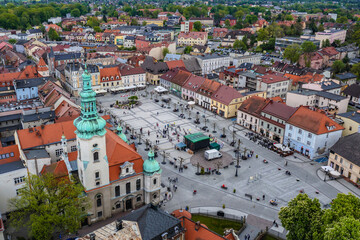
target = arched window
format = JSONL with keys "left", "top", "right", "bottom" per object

{"left": 96, "top": 194, "right": 102, "bottom": 207}
{"left": 93, "top": 152, "right": 99, "bottom": 162}
{"left": 153, "top": 178, "right": 157, "bottom": 185}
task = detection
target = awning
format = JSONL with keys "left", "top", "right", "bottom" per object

{"left": 188, "top": 101, "right": 195, "bottom": 105}
{"left": 321, "top": 166, "right": 334, "bottom": 172}
{"left": 330, "top": 170, "right": 341, "bottom": 177}
{"left": 95, "top": 89, "right": 107, "bottom": 94}
{"left": 175, "top": 142, "right": 186, "bottom": 149}
{"left": 154, "top": 86, "right": 168, "bottom": 93}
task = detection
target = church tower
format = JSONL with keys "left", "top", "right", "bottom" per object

{"left": 143, "top": 150, "right": 162, "bottom": 204}
{"left": 74, "top": 65, "right": 109, "bottom": 191}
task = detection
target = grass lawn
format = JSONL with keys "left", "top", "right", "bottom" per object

{"left": 191, "top": 214, "right": 243, "bottom": 235}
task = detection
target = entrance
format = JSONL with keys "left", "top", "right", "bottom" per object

{"left": 273, "top": 135, "right": 280, "bottom": 142}
{"left": 126, "top": 199, "right": 132, "bottom": 210}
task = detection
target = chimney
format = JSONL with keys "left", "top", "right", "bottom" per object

{"left": 116, "top": 219, "right": 123, "bottom": 231}
{"left": 195, "top": 221, "right": 200, "bottom": 231}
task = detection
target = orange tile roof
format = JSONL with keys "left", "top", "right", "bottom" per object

{"left": 166, "top": 60, "right": 185, "bottom": 70}
{"left": 179, "top": 216, "right": 226, "bottom": 240}
{"left": 178, "top": 32, "right": 207, "bottom": 40}
{"left": 171, "top": 209, "right": 192, "bottom": 219}
{"left": 270, "top": 96, "right": 284, "bottom": 103}
{"left": 0, "top": 145, "right": 20, "bottom": 165}
{"left": 285, "top": 73, "right": 324, "bottom": 86}
{"left": 41, "top": 160, "right": 68, "bottom": 178}
{"left": 37, "top": 57, "right": 48, "bottom": 72}
{"left": 17, "top": 121, "right": 76, "bottom": 150}
{"left": 68, "top": 151, "right": 78, "bottom": 161}
{"left": 287, "top": 106, "right": 344, "bottom": 135}
{"left": 105, "top": 130, "right": 143, "bottom": 182}
{"left": 54, "top": 100, "right": 80, "bottom": 123}
{"left": 100, "top": 67, "right": 121, "bottom": 82}
{"left": 197, "top": 79, "right": 221, "bottom": 97}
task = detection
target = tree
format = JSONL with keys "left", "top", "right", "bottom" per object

{"left": 351, "top": 63, "right": 360, "bottom": 78}
{"left": 233, "top": 39, "right": 247, "bottom": 50}
{"left": 9, "top": 174, "right": 89, "bottom": 240}
{"left": 336, "top": 16, "right": 348, "bottom": 24}
{"left": 318, "top": 24, "right": 325, "bottom": 32}
{"left": 301, "top": 41, "right": 317, "bottom": 53}
{"left": 162, "top": 47, "right": 169, "bottom": 58}
{"left": 130, "top": 18, "right": 138, "bottom": 26}
{"left": 184, "top": 46, "right": 192, "bottom": 54}
{"left": 343, "top": 54, "right": 350, "bottom": 64}
{"left": 324, "top": 217, "right": 360, "bottom": 240}
{"left": 332, "top": 60, "right": 345, "bottom": 74}
{"left": 257, "top": 28, "right": 269, "bottom": 41}
{"left": 279, "top": 194, "right": 323, "bottom": 240}
{"left": 142, "top": 21, "right": 147, "bottom": 26}
{"left": 284, "top": 44, "right": 302, "bottom": 64}
{"left": 102, "top": 14, "right": 107, "bottom": 23}
{"left": 193, "top": 21, "right": 202, "bottom": 31}
{"left": 224, "top": 19, "right": 231, "bottom": 28}
{"left": 48, "top": 28, "right": 61, "bottom": 41}
{"left": 285, "top": 15, "right": 294, "bottom": 21}
{"left": 8, "top": 39, "right": 16, "bottom": 44}
{"left": 323, "top": 39, "right": 331, "bottom": 48}
{"left": 245, "top": 14, "right": 258, "bottom": 24}
{"left": 71, "top": 8, "right": 81, "bottom": 18}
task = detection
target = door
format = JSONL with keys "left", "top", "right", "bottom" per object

{"left": 126, "top": 199, "right": 132, "bottom": 210}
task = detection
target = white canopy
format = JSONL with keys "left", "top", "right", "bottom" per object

{"left": 321, "top": 166, "right": 334, "bottom": 172}
{"left": 330, "top": 171, "right": 341, "bottom": 177}
{"left": 274, "top": 144, "right": 291, "bottom": 152}
{"left": 187, "top": 101, "right": 195, "bottom": 105}
{"left": 95, "top": 89, "right": 107, "bottom": 94}
{"left": 154, "top": 86, "right": 168, "bottom": 93}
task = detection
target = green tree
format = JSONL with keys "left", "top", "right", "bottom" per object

{"left": 301, "top": 41, "right": 317, "bottom": 53}
{"left": 224, "top": 19, "right": 231, "bottom": 28}
{"left": 102, "top": 14, "right": 107, "bottom": 23}
{"left": 48, "top": 28, "right": 61, "bottom": 41}
{"left": 351, "top": 63, "right": 360, "bottom": 78}
{"left": 285, "top": 15, "right": 294, "bottom": 21}
{"left": 318, "top": 24, "right": 325, "bottom": 32}
{"left": 233, "top": 39, "right": 246, "bottom": 50}
{"left": 9, "top": 174, "right": 89, "bottom": 240}
{"left": 71, "top": 8, "right": 81, "bottom": 18}
{"left": 324, "top": 217, "right": 360, "bottom": 240}
{"left": 284, "top": 44, "right": 302, "bottom": 64}
{"left": 130, "top": 18, "right": 138, "bottom": 26}
{"left": 279, "top": 194, "right": 323, "bottom": 240}
{"left": 162, "top": 47, "right": 169, "bottom": 58}
{"left": 343, "top": 54, "right": 350, "bottom": 64}
{"left": 184, "top": 46, "right": 192, "bottom": 54}
{"left": 257, "top": 28, "right": 269, "bottom": 41}
{"left": 245, "top": 14, "right": 258, "bottom": 24}
{"left": 332, "top": 60, "right": 345, "bottom": 74}
{"left": 142, "top": 21, "right": 147, "bottom": 26}
{"left": 323, "top": 39, "right": 331, "bottom": 48}
{"left": 8, "top": 39, "right": 16, "bottom": 44}
{"left": 193, "top": 21, "right": 202, "bottom": 31}
{"left": 336, "top": 16, "right": 348, "bottom": 24}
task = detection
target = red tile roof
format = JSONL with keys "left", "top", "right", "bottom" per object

{"left": 55, "top": 100, "right": 80, "bottom": 123}
{"left": 106, "top": 130, "right": 143, "bottom": 182}
{"left": 100, "top": 67, "right": 121, "bottom": 82}
{"left": 212, "top": 85, "right": 243, "bottom": 105}
{"left": 160, "top": 68, "right": 179, "bottom": 81}
{"left": 170, "top": 69, "right": 192, "bottom": 86}
{"left": 37, "top": 57, "right": 48, "bottom": 72}
{"left": 197, "top": 79, "right": 221, "bottom": 97}
{"left": 182, "top": 75, "right": 206, "bottom": 91}
{"left": 259, "top": 73, "right": 289, "bottom": 84}
{"left": 262, "top": 101, "right": 297, "bottom": 121}
{"left": 41, "top": 160, "right": 68, "bottom": 179}
{"left": 287, "top": 106, "right": 344, "bottom": 135}
{"left": 178, "top": 216, "right": 227, "bottom": 240}
{"left": 238, "top": 96, "right": 269, "bottom": 117}
{"left": 0, "top": 145, "right": 20, "bottom": 165}
{"left": 318, "top": 47, "right": 339, "bottom": 57}
{"left": 118, "top": 64, "right": 146, "bottom": 76}
{"left": 166, "top": 60, "right": 186, "bottom": 70}
{"left": 178, "top": 32, "right": 207, "bottom": 40}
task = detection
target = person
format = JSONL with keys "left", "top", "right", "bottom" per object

{"left": 263, "top": 194, "right": 265, "bottom": 200}
{"left": 285, "top": 160, "right": 288, "bottom": 166}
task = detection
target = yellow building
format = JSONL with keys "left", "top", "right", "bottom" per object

{"left": 114, "top": 35, "right": 125, "bottom": 47}
{"left": 177, "top": 32, "right": 208, "bottom": 46}
{"left": 327, "top": 133, "right": 360, "bottom": 185}
{"left": 337, "top": 111, "right": 360, "bottom": 136}
{"left": 137, "top": 18, "right": 164, "bottom": 27}
{"left": 211, "top": 87, "right": 267, "bottom": 118}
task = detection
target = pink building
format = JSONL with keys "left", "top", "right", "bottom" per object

{"left": 182, "top": 75, "right": 206, "bottom": 101}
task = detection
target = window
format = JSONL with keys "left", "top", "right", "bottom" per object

{"left": 16, "top": 188, "right": 23, "bottom": 195}
{"left": 115, "top": 186, "right": 120, "bottom": 197}
{"left": 55, "top": 149, "right": 63, "bottom": 157}
{"left": 96, "top": 195, "right": 102, "bottom": 207}
{"left": 14, "top": 176, "right": 25, "bottom": 185}
{"left": 136, "top": 179, "right": 141, "bottom": 191}
{"left": 349, "top": 126, "right": 352, "bottom": 131}
{"left": 308, "top": 133, "right": 312, "bottom": 138}
{"left": 340, "top": 158, "right": 343, "bottom": 164}
{"left": 95, "top": 171, "right": 100, "bottom": 180}
{"left": 126, "top": 168, "right": 129, "bottom": 173}
{"left": 274, "top": 127, "right": 277, "bottom": 132}
{"left": 289, "top": 125, "right": 293, "bottom": 130}
{"left": 297, "top": 137, "right": 301, "bottom": 141}
{"left": 93, "top": 152, "right": 99, "bottom": 162}
{"left": 350, "top": 164, "right": 353, "bottom": 169}
{"left": 97, "top": 211, "right": 103, "bottom": 218}
{"left": 137, "top": 196, "right": 142, "bottom": 202}
{"left": 115, "top": 202, "right": 121, "bottom": 209}
{"left": 71, "top": 145, "right": 77, "bottom": 151}
{"left": 335, "top": 155, "right": 338, "bottom": 160}
{"left": 298, "top": 129, "right": 302, "bottom": 134}
{"left": 126, "top": 182, "right": 131, "bottom": 194}
{"left": 307, "top": 141, "right": 311, "bottom": 145}
{"left": 153, "top": 178, "right": 157, "bottom": 185}
{"left": 288, "top": 133, "right": 292, "bottom": 137}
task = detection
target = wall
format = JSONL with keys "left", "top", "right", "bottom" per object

{"left": 328, "top": 152, "right": 360, "bottom": 183}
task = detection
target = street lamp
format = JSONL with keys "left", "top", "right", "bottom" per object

{"left": 162, "top": 150, "right": 167, "bottom": 165}
{"left": 213, "top": 122, "right": 217, "bottom": 133}
{"left": 138, "top": 133, "right": 142, "bottom": 145}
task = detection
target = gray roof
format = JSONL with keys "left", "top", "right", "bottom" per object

{"left": 0, "top": 160, "right": 25, "bottom": 174}
{"left": 141, "top": 57, "right": 169, "bottom": 75}
{"left": 54, "top": 52, "right": 82, "bottom": 61}
{"left": 336, "top": 72, "right": 357, "bottom": 81}
{"left": 342, "top": 84, "right": 360, "bottom": 98}
{"left": 0, "top": 113, "right": 21, "bottom": 122}
{"left": 320, "top": 81, "right": 341, "bottom": 91}
{"left": 69, "top": 160, "right": 78, "bottom": 171}
{"left": 22, "top": 111, "right": 55, "bottom": 123}
{"left": 239, "top": 71, "right": 257, "bottom": 79}
{"left": 14, "top": 78, "right": 46, "bottom": 89}
{"left": 120, "top": 204, "right": 182, "bottom": 240}
{"left": 196, "top": 53, "right": 229, "bottom": 60}
{"left": 24, "top": 149, "right": 49, "bottom": 159}
{"left": 183, "top": 58, "right": 201, "bottom": 73}
{"left": 65, "top": 62, "right": 99, "bottom": 73}
{"left": 330, "top": 133, "right": 360, "bottom": 167}
{"left": 338, "top": 111, "right": 360, "bottom": 124}
{"left": 290, "top": 89, "right": 346, "bottom": 102}
{"left": 27, "top": 29, "right": 42, "bottom": 34}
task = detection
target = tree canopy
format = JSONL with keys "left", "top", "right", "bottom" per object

{"left": 301, "top": 41, "right": 317, "bottom": 53}
{"left": 9, "top": 174, "right": 90, "bottom": 240}
{"left": 284, "top": 44, "right": 302, "bottom": 64}
{"left": 280, "top": 193, "right": 360, "bottom": 240}
{"left": 193, "top": 21, "right": 202, "bottom": 31}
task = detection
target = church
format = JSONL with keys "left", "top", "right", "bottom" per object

{"left": 14, "top": 66, "right": 162, "bottom": 224}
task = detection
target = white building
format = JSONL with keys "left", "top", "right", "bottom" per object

{"left": 195, "top": 54, "right": 230, "bottom": 75}
{"left": 284, "top": 106, "right": 344, "bottom": 159}
{"left": 256, "top": 73, "right": 291, "bottom": 98}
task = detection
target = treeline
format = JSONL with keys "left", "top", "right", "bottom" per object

{"left": 0, "top": 3, "right": 89, "bottom": 30}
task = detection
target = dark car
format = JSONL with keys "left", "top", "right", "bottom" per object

{"left": 162, "top": 98, "right": 171, "bottom": 103}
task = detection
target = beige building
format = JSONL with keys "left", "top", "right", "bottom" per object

{"left": 327, "top": 133, "right": 360, "bottom": 185}
{"left": 177, "top": 32, "right": 208, "bottom": 46}
{"left": 337, "top": 111, "right": 360, "bottom": 136}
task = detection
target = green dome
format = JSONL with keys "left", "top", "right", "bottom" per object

{"left": 143, "top": 150, "right": 161, "bottom": 175}
{"left": 117, "top": 125, "right": 128, "bottom": 143}
{"left": 74, "top": 65, "right": 106, "bottom": 139}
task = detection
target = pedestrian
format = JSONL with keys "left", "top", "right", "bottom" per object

{"left": 263, "top": 194, "right": 265, "bottom": 200}
{"left": 285, "top": 160, "right": 288, "bottom": 166}
{"left": 148, "top": 130, "right": 150, "bottom": 136}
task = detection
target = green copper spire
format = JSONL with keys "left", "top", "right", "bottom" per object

{"left": 143, "top": 150, "right": 161, "bottom": 175}
{"left": 74, "top": 65, "right": 106, "bottom": 139}
{"left": 117, "top": 125, "right": 129, "bottom": 144}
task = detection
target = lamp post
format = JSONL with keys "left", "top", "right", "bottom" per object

{"left": 213, "top": 122, "right": 217, "bottom": 133}
{"left": 138, "top": 133, "right": 142, "bottom": 145}
{"left": 162, "top": 150, "right": 167, "bottom": 165}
